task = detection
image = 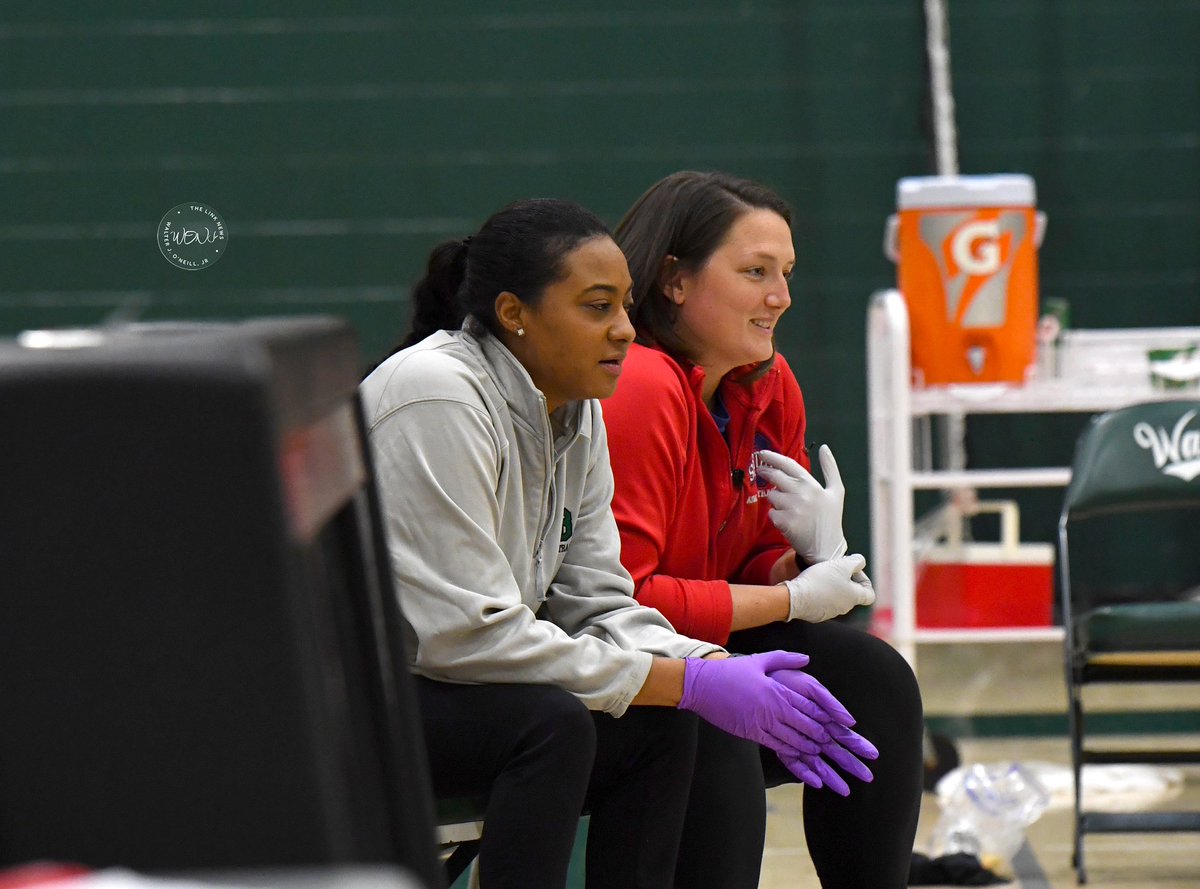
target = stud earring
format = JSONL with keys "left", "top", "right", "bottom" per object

{"left": 516, "top": 327, "right": 525, "bottom": 337}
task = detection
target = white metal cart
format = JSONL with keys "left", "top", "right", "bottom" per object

{"left": 866, "top": 288, "right": 1200, "bottom": 666}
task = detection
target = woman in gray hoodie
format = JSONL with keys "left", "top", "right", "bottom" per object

{"left": 360, "top": 198, "right": 876, "bottom": 889}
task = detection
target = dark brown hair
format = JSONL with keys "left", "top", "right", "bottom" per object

{"left": 395, "top": 198, "right": 610, "bottom": 352}
{"left": 614, "top": 171, "right": 792, "bottom": 371}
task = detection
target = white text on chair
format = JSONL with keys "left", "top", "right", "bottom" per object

{"left": 1132, "top": 409, "right": 1200, "bottom": 481}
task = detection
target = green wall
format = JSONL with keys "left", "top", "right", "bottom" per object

{"left": 2, "top": 1, "right": 1197, "bottom": 559}
{"left": 948, "top": 1, "right": 1200, "bottom": 545}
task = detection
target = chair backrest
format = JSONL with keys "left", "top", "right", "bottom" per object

{"left": 1060, "top": 400, "right": 1200, "bottom": 613}
{"left": 1063, "top": 400, "right": 1200, "bottom": 520}
{"left": 0, "top": 319, "right": 441, "bottom": 887}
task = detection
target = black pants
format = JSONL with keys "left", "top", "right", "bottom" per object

{"left": 415, "top": 678, "right": 699, "bottom": 889}
{"left": 672, "top": 620, "right": 925, "bottom": 889}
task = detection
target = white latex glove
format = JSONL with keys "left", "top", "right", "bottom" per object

{"left": 782, "top": 554, "right": 875, "bottom": 623}
{"left": 755, "top": 445, "right": 848, "bottom": 562}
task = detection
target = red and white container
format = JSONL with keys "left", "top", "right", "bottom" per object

{"left": 915, "top": 500, "right": 1054, "bottom": 629}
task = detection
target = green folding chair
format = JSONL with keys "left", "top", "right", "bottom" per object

{"left": 436, "top": 798, "right": 486, "bottom": 886}
{"left": 437, "top": 799, "right": 589, "bottom": 888}
{"left": 1058, "top": 400, "right": 1200, "bottom": 883}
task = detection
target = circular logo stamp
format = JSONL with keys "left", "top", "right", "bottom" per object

{"left": 158, "top": 202, "right": 227, "bottom": 270}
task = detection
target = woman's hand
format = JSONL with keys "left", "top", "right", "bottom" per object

{"left": 755, "top": 445, "right": 847, "bottom": 563}
{"left": 677, "top": 651, "right": 876, "bottom": 793}
{"left": 780, "top": 554, "right": 875, "bottom": 622}
{"left": 767, "top": 667, "right": 879, "bottom": 796}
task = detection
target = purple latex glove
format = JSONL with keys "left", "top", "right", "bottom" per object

{"left": 769, "top": 669, "right": 880, "bottom": 795}
{"left": 766, "top": 666, "right": 856, "bottom": 726}
{"left": 678, "top": 651, "right": 833, "bottom": 766}
{"left": 778, "top": 727, "right": 879, "bottom": 796}
{"left": 824, "top": 723, "right": 879, "bottom": 781}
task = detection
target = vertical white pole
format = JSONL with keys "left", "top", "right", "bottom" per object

{"left": 867, "top": 290, "right": 918, "bottom": 666}
{"left": 925, "top": 0, "right": 970, "bottom": 535}
{"left": 925, "top": 0, "right": 959, "bottom": 177}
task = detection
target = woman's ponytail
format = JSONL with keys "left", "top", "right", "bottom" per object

{"left": 399, "top": 238, "right": 471, "bottom": 349}
{"left": 368, "top": 199, "right": 609, "bottom": 373}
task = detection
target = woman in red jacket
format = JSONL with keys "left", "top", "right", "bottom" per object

{"left": 603, "top": 171, "right": 924, "bottom": 889}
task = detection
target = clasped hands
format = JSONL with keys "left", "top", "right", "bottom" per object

{"left": 754, "top": 446, "right": 875, "bottom": 622}
{"left": 679, "top": 651, "right": 878, "bottom": 795}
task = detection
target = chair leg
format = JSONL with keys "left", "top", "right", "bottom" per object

{"left": 1066, "top": 674, "right": 1086, "bottom": 884}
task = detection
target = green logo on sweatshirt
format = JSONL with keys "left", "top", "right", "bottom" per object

{"left": 561, "top": 508, "right": 573, "bottom": 542}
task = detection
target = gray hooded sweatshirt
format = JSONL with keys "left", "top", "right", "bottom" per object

{"left": 361, "top": 326, "right": 722, "bottom": 716}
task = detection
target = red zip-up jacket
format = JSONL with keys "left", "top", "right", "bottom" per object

{"left": 603, "top": 343, "right": 811, "bottom": 645}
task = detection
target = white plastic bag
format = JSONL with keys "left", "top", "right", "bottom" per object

{"left": 930, "top": 762, "right": 1050, "bottom": 867}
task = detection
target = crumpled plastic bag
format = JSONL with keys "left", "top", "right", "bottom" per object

{"left": 929, "top": 762, "right": 1050, "bottom": 871}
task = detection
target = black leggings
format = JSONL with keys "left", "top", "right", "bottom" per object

{"left": 672, "top": 620, "right": 925, "bottom": 889}
{"left": 415, "top": 678, "right": 699, "bottom": 889}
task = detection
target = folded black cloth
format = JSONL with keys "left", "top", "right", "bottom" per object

{"left": 908, "top": 851, "right": 1010, "bottom": 886}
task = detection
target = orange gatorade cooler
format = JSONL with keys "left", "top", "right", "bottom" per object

{"left": 884, "top": 175, "right": 1047, "bottom": 385}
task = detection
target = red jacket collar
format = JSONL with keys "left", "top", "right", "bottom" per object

{"left": 653, "top": 347, "right": 778, "bottom": 414}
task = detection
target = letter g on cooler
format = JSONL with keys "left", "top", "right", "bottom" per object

{"left": 951, "top": 220, "right": 1002, "bottom": 277}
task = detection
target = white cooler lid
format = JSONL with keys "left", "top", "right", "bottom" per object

{"left": 897, "top": 174, "right": 1036, "bottom": 210}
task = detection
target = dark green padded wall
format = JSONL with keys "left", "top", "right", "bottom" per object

{"left": 948, "top": 1, "right": 1200, "bottom": 545}
{"left": 2, "top": 1, "right": 1197, "bottom": 562}
{"left": 951, "top": 1, "right": 1199, "bottom": 326}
